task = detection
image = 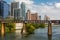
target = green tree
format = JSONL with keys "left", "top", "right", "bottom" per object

{"left": 32, "top": 23, "right": 40, "bottom": 29}
{"left": 6, "top": 23, "right": 15, "bottom": 32}
{"left": 39, "top": 23, "right": 45, "bottom": 28}
{"left": 26, "top": 23, "right": 35, "bottom": 34}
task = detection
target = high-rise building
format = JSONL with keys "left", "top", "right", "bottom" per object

{"left": 26, "top": 10, "right": 31, "bottom": 20}
{"left": 0, "top": 1, "right": 9, "bottom": 18}
{"left": 21, "top": 2, "right": 26, "bottom": 20}
{"left": 39, "top": 16, "right": 41, "bottom": 20}
{"left": 11, "top": 1, "right": 19, "bottom": 17}
{"left": 31, "top": 13, "right": 38, "bottom": 20}
{"left": 44, "top": 15, "right": 50, "bottom": 20}
{"left": 26, "top": 10, "right": 39, "bottom": 20}
{"left": 14, "top": 8, "right": 21, "bottom": 20}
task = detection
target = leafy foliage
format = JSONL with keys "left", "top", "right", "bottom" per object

{"left": 26, "top": 23, "right": 35, "bottom": 34}
{"left": 6, "top": 23, "right": 15, "bottom": 32}
{"left": 39, "top": 23, "right": 45, "bottom": 28}
{"left": 25, "top": 23, "right": 45, "bottom": 34}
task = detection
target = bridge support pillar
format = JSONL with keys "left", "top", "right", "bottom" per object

{"left": 48, "top": 21, "right": 52, "bottom": 36}
{"left": 1, "top": 23, "right": 5, "bottom": 36}
{"left": 48, "top": 35, "right": 52, "bottom": 40}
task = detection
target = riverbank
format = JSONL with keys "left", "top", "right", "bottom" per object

{"left": 0, "top": 23, "right": 15, "bottom": 33}
{"left": 45, "top": 24, "right": 60, "bottom": 27}
{"left": 25, "top": 23, "right": 46, "bottom": 35}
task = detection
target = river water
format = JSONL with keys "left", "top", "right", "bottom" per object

{"left": 0, "top": 25, "right": 60, "bottom": 40}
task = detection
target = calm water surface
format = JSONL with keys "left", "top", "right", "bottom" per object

{"left": 0, "top": 25, "right": 60, "bottom": 40}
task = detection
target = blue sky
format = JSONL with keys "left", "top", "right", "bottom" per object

{"left": 4, "top": 0, "right": 10, "bottom": 3}
{"left": 5, "top": 0, "right": 60, "bottom": 3}
{"left": 33, "top": 0, "right": 60, "bottom": 4}
{"left": 33, "top": 0, "right": 60, "bottom": 3}
{"left": 4, "top": 0, "right": 60, "bottom": 20}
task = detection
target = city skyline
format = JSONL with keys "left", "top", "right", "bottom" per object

{"left": 4, "top": 0, "right": 60, "bottom": 20}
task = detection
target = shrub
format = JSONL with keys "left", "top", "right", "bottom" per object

{"left": 26, "top": 23, "right": 35, "bottom": 34}
{"left": 25, "top": 23, "right": 45, "bottom": 34}
{"left": 39, "top": 23, "right": 45, "bottom": 28}
{"left": 6, "top": 23, "right": 15, "bottom": 32}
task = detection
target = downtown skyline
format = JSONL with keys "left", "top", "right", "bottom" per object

{"left": 4, "top": 0, "right": 60, "bottom": 20}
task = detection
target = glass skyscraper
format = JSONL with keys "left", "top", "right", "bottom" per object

{"left": 0, "top": 0, "right": 4, "bottom": 18}
{"left": 21, "top": 2, "right": 26, "bottom": 20}
{"left": 0, "top": 1, "right": 9, "bottom": 18}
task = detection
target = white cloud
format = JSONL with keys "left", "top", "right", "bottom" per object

{"left": 55, "top": 3, "right": 60, "bottom": 8}
{"left": 12, "top": 0, "right": 60, "bottom": 20}
{"left": 26, "top": 2, "right": 60, "bottom": 20}
{"left": 38, "top": 3, "right": 60, "bottom": 20}
{"left": 14, "top": 0, "right": 34, "bottom": 4}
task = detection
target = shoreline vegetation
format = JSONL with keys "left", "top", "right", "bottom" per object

{"left": 5, "top": 23, "right": 15, "bottom": 33}
{"left": 0, "top": 22, "right": 15, "bottom": 33}
{"left": 0, "top": 22, "right": 46, "bottom": 34}
{"left": 25, "top": 23, "right": 45, "bottom": 35}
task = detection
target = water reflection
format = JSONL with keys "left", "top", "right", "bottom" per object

{"left": 48, "top": 35, "right": 52, "bottom": 40}
{"left": 0, "top": 34, "right": 5, "bottom": 40}
{"left": 0, "top": 34, "right": 52, "bottom": 40}
{"left": 0, "top": 26, "right": 60, "bottom": 40}
{"left": 1, "top": 35, "right": 5, "bottom": 40}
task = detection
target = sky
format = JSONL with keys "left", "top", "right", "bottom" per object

{"left": 4, "top": 0, "right": 60, "bottom": 20}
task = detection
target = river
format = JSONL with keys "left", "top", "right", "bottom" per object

{"left": 0, "top": 25, "right": 60, "bottom": 40}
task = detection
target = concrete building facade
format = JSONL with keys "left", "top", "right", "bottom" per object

{"left": 14, "top": 8, "right": 21, "bottom": 20}
{"left": 26, "top": 10, "right": 31, "bottom": 20}
{"left": 11, "top": 2, "right": 19, "bottom": 18}
{"left": 44, "top": 15, "right": 50, "bottom": 20}
{"left": 39, "top": 16, "right": 41, "bottom": 20}
{"left": 26, "top": 10, "right": 39, "bottom": 20}
{"left": 31, "top": 13, "right": 38, "bottom": 20}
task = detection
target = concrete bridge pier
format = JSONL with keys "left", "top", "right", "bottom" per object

{"left": 48, "top": 21, "right": 52, "bottom": 36}
{"left": 48, "top": 35, "right": 52, "bottom": 40}
{"left": 1, "top": 23, "right": 5, "bottom": 36}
